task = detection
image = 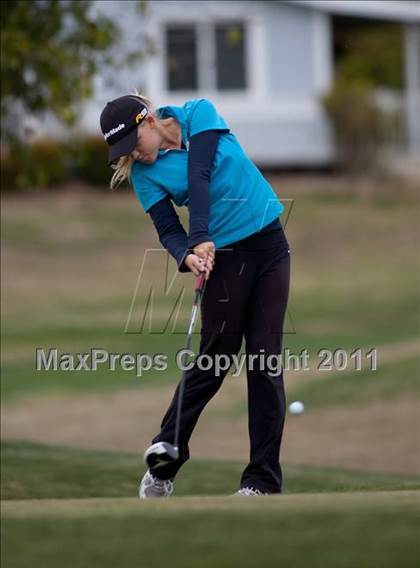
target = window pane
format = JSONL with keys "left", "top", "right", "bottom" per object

{"left": 216, "top": 23, "right": 247, "bottom": 90}
{"left": 166, "top": 26, "right": 198, "bottom": 91}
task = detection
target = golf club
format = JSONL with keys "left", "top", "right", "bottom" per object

{"left": 143, "top": 271, "right": 207, "bottom": 469}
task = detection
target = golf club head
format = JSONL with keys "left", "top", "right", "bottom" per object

{"left": 143, "top": 442, "right": 179, "bottom": 469}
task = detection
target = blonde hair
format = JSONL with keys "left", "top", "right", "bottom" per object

{"left": 109, "top": 90, "right": 155, "bottom": 190}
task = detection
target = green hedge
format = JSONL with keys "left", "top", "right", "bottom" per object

{"left": 69, "top": 136, "right": 112, "bottom": 187}
{"left": 1, "top": 136, "right": 113, "bottom": 192}
{"left": 322, "top": 80, "right": 400, "bottom": 174}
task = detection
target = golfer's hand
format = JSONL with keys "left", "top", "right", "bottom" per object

{"left": 193, "top": 241, "right": 215, "bottom": 261}
{"left": 185, "top": 253, "right": 213, "bottom": 280}
{"left": 194, "top": 241, "right": 215, "bottom": 279}
{"left": 191, "top": 241, "right": 215, "bottom": 280}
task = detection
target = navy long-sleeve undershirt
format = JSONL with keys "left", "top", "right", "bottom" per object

{"left": 187, "top": 130, "right": 221, "bottom": 248}
{"left": 148, "top": 129, "right": 281, "bottom": 272}
{"left": 148, "top": 129, "right": 220, "bottom": 272}
{"left": 148, "top": 195, "right": 191, "bottom": 272}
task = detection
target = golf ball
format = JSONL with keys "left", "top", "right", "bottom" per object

{"left": 289, "top": 401, "right": 304, "bottom": 415}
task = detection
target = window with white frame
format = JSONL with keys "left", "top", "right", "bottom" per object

{"left": 166, "top": 25, "right": 198, "bottom": 91}
{"left": 215, "top": 22, "right": 247, "bottom": 90}
{"left": 165, "top": 21, "right": 247, "bottom": 92}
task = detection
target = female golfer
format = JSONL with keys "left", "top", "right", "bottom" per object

{"left": 100, "top": 94, "right": 290, "bottom": 497}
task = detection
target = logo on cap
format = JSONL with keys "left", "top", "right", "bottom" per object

{"left": 135, "top": 108, "right": 148, "bottom": 124}
{"left": 104, "top": 123, "right": 126, "bottom": 141}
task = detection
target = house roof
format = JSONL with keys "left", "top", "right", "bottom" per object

{"left": 283, "top": 1, "right": 420, "bottom": 23}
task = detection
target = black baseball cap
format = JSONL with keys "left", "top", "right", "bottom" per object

{"left": 100, "top": 95, "right": 149, "bottom": 165}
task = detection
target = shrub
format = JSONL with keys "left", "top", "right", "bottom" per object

{"left": 1, "top": 139, "right": 67, "bottom": 191}
{"left": 70, "top": 135, "right": 112, "bottom": 187}
{"left": 0, "top": 135, "right": 113, "bottom": 191}
{"left": 323, "top": 80, "right": 397, "bottom": 174}
{"left": 1, "top": 147, "right": 20, "bottom": 191}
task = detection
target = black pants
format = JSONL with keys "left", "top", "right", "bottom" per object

{"left": 151, "top": 225, "right": 290, "bottom": 493}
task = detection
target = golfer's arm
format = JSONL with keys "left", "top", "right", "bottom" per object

{"left": 148, "top": 196, "right": 191, "bottom": 273}
{"left": 187, "top": 130, "right": 221, "bottom": 249}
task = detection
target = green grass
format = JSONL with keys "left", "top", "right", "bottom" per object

{"left": 287, "top": 356, "right": 420, "bottom": 409}
{"left": 193, "top": 353, "right": 420, "bottom": 419}
{"left": 2, "top": 442, "right": 420, "bottom": 567}
{"left": 2, "top": 492, "right": 420, "bottom": 568}
{"left": 2, "top": 441, "right": 420, "bottom": 501}
{"left": 2, "top": 187, "right": 419, "bottom": 401}
{"left": 1, "top": 192, "right": 147, "bottom": 252}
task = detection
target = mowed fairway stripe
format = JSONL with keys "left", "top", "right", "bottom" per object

{"left": 2, "top": 490, "right": 420, "bottom": 518}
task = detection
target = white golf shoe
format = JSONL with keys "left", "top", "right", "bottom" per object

{"left": 234, "top": 487, "right": 268, "bottom": 496}
{"left": 138, "top": 470, "right": 174, "bottom": 499}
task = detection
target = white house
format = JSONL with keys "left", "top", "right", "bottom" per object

{"left": 87, "top": 0, "right": 420, "bottom": 167}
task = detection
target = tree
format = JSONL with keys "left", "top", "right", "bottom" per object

{"left": 323, "top": 21, "right": 404, "bottom": 174}
{"left": 1, "top": 0, "right": 123, "bottom": 143}
{"left": 333, "top": 21, "right": 404, "bottom": 90}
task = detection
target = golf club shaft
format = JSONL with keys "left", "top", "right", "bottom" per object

{"left": 173, "top": 272, "right": 206, "bottom": 450}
